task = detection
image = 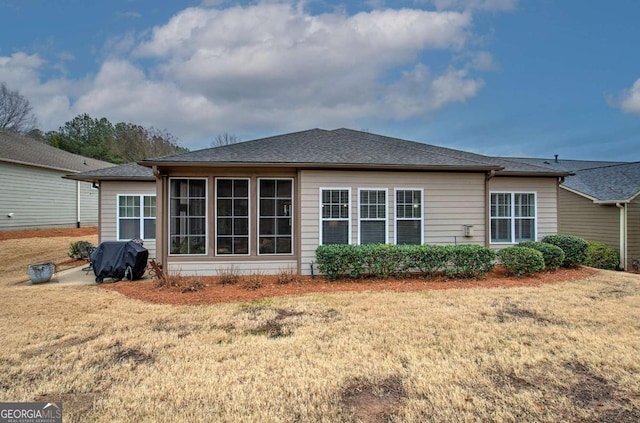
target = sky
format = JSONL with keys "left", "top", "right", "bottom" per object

{"left": 1, "top": 0, "right": 639, "bottom": 161}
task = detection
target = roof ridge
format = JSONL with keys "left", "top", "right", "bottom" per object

{"left": 576, "top": 160, "right": 640, "bottom": 172}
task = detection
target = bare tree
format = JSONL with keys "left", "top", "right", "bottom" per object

{"left": 0, "top": 82, "right": 36, "bottom": 133}
{"left": 211, "top": 132, "right": 240, "bottom": 147}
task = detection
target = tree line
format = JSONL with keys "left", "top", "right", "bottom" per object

{"left": 1, "top": 81, "right": 191, "bottom": 164}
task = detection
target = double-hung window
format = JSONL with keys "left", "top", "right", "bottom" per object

{"left": 359, "top": 189, "right": 387, "bottom": 244}
{"left": 216, "top": 178, "right": 250, "bottom": 255}
{"left": 490, "top": 192, "right": 536, "bottom": 243}
{"left": 259, "top": 179, "right": 293, "bottom": 255}
{"left": 320, "top": 188, "right": 350, "bottom": 245}
{"left": 395, "top": 189, "right": 423, "bottom": 245}
{"left": 117, "top": 195, "right": 156, "bottom": 240}
{"left": 169, "top": 179, "right": 207, "bottom": 255}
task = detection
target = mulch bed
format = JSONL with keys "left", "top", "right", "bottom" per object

{"left": 101, "top": 266, "right": 599, "bottom": 306}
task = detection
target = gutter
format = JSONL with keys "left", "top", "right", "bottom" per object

{"left": 616, "top": 203, "right": 627, "bottom": 270}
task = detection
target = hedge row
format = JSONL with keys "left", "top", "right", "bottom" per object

{"left": 315, "top": 244, "right": 495, "bottom": 280}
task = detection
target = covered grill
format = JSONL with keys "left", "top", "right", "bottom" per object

{"left": 90, "top": 241, "right": 148, "bottom": 283}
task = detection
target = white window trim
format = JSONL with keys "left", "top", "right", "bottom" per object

{"left": 168, "top": 177, "right": 208, "bottom": 256}
{"left": 394, "top": 188, "right": 424, "bottom": 245}
{"left": 257, "top": 177, "right": 294, "bottom": 256}
{"left": 116, "top": 194, "right": 156, "bottom": 241}
{"left": 214, "top": 177, "right": 251, "bottom": 257}
{"left": 489, "top": 191, "right": 538, "bottom": 244}
{"left": 319, "top": 187, "right": 352, "bottom": 245}
{"left": 357, "top": 188, "right": 388, "bottom": 245}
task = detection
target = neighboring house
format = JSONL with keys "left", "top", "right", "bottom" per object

{"left": 0, "top": 129, "right": 112, "bottom": 230}
{"left": 117, "top": 128, "right": 567, "bottom": 276}
{"left": 64, "top": 162, "right": 158, "bottom": 258}
{"left": 507, "top": 157, "right": 640, "bottom": 270}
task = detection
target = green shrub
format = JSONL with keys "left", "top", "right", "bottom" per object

{"left": 68, "top": 240, "right": 94, "bottom": 259}
{"left": 361, "top": 244, "right": 411, "bottom": 278}
{"left": 407, "top": 245, "right": 451, "bottom": 276}
{"left": 584, "top": 241, "right": 619, "bottom": 270}
{"left": 315, "top": 245, "right": 365, "bottom": 280}
{"left": 498, "top": 246, "right": 545, "bottom": 276}
{"left": 541, "top": 234, "right": 589, "bottom": 268}
{"left": 446, "top": 244, "right": 496, "bottom": 278}
{"left": 518, "top": 241, "right": 565, "bottom": 270}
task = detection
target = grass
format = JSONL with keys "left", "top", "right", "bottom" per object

{"left": 0, "top": 232, "right": 639, "bottom": 421}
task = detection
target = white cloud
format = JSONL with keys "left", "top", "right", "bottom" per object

{"left": 432, "top": 0, "right": 518, "bottom": 12}
{"left": 0, "top": 2, "right": 495, "bottom": 147}
{"left": 618, "top": 78, "right": 640, "bottom": 116}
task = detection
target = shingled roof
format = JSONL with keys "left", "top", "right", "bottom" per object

{"left": 0, "top": 129, "right": 112, "bottom": 172}
{"left": 64, "top": 162, "right": 155, "bottom": 183}
{"left": 561, "top": 162, "right": 640, "bottom": 203}
{"left": 140, "top": 128, "right": 567, "bottom": 176}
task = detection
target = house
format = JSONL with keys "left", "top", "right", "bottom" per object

{"left": 119, "top": 128, "right": 566, "bottom": 276}
{"left": 63, "top": 162, "right": 158, "bottom": 258}
{"left": 508, "top": 157, "right": 639, "bottom": 270}
{"left": 0, "top": 129, "right": 112, "bottom": 230}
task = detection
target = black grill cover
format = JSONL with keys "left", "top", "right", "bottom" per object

{"left": 91, "top": 241, "right": 148, "bottom": 283}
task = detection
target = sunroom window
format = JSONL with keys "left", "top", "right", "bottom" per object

{"left": 169, "top": 179, "right": 206, "bottom": 255}
{"left": 216, "top": 178, "right": 249, "bottom": 255}
{"left": 259, "top": 179, "right": 293, "bottom": 254}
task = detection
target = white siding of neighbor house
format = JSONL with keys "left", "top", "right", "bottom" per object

{"left": 0, "top": 161, "right": 99, "bottom": 230}
{"left": 100, "top": 181, "right": 157, "bottom": 258}
{"left": 488, "top": 177, "right": 559, "bottom": 246}
{"left": 299, "top": 170, "right": 487, "bottom": 275}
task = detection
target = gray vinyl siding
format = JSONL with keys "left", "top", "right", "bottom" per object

{"left": 0, "top": 161, "right": 98, "bottom": 230}
{"left": 100, "top": 181, "right": 157, "bottom": 258}
{"left": 558, "top": 188, "right": 619, "bottom": 249}
{"left": 488, "top": 177, "right": 559, "bottom": 246}
{"left": 300, "top": 170, "right": 486, "bottom": 275}
{"left": 627, "top": 198, "right": 640, "bottom": 269}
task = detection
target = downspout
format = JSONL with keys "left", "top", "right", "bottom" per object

{"left": 485, "top": 170, "right": 496, "bottom": 247}
{"left": 616, "top": 203, "right": 627, "bottom": 270}
{"left": 76, "top": 180, "right": 81, "bottom": 228}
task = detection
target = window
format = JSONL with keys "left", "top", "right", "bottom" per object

{"left": 490, "top": 192, "right": 536, "bottom": 243}
{"left": 118, "top": 195, "right": 156, "bottom": 240}
{"left": 395, "top": 189, "right": 423, "bottom": 245}
{"left": 259, "top": 179, "right": 293, "bottom": 254}
{"left": 169, "top": 179, "right": 207, "bottom": 255}
{"left": 359, "top": 189, "right": 387, "bottom": 244}
{"left": 320, "top": 188, "right": 350, "bottom": 245}
{"left": 216, "top": 178, "right": 249, "bottom": 255}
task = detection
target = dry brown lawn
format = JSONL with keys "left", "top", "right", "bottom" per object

{"left": 0, "top": 227, "right": 97, "bottom": 286}
{"left": 1, "top": 229, "right": 639, "bottom": 422}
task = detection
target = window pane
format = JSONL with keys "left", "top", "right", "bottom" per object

{"left": 397, "top": 220, "right": 421, "bottom": 245}
{"left": 217, "top": 238, "right": 232, "bottom": 254}
{"left": 119, "top": 219, "right": 139, "bottom": 239}
{"left": 190, "top": 199, "right": 206, "bottom": 217}
{"left": 234, "top": 199, "right": 248, "bottom": 216}
{"left": 217, "top": 199, "right": 232, "bottom": 216}
{"left": 189, "top": 236, "right": 206, "bottom": 254}
{"left": 261, "top": 199, "right": 276, "bottom": 216}
{"left": 260, "top": 218, "right": 275, "bottom": 235}
{"left": 189, "top": 180, "right": 206, "bottom": 197}
{"left": 259, "top": 237, "right": 275, "bottom": 254}
{"left": 217, "top": 179, "right": 232, "bottom": 197}
{"left": 260, "top": 179, "right": 276, "bottom": 197}
{"left": 234, "top": 179, "right": 249, "bottom": 197}
{"left": 143, "top": 218, "right": 156, "bottom": 240}
{"left": 322, "top": 221, "right": 348, "bottom": 244}
{"left": 491, "top": 219, "right": 511, "bottom": 243}
{"left": 234, "top": 217, "right": 248, "bottom": 236}
{"left": 361, "top": 221, "right": 385, "bottom": 244}
{"left": 276, "top": 237, "right": 292, "bottom": 254}
{"left": 515, "top": 218, "right": 535, "bottom": 242}
{"left": 233, "top": 237, "right": 249, "bottom": 254}
{"left": 277, "top": 180, "right": 292, "bottom": 197}
{"left": 515, "top": 193, "right": 535, "bottom": 217}
{"left": 277, "top": 217, "right": 292, "bottom": 235}
{"left": 144, "top": 196, "right": 156, "bottom": 217}
{"left": 276, "top": 199, "right": 291, "bottom": 217}
{"left": 217, "top": 218, "right": 232, "bottom": 235}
